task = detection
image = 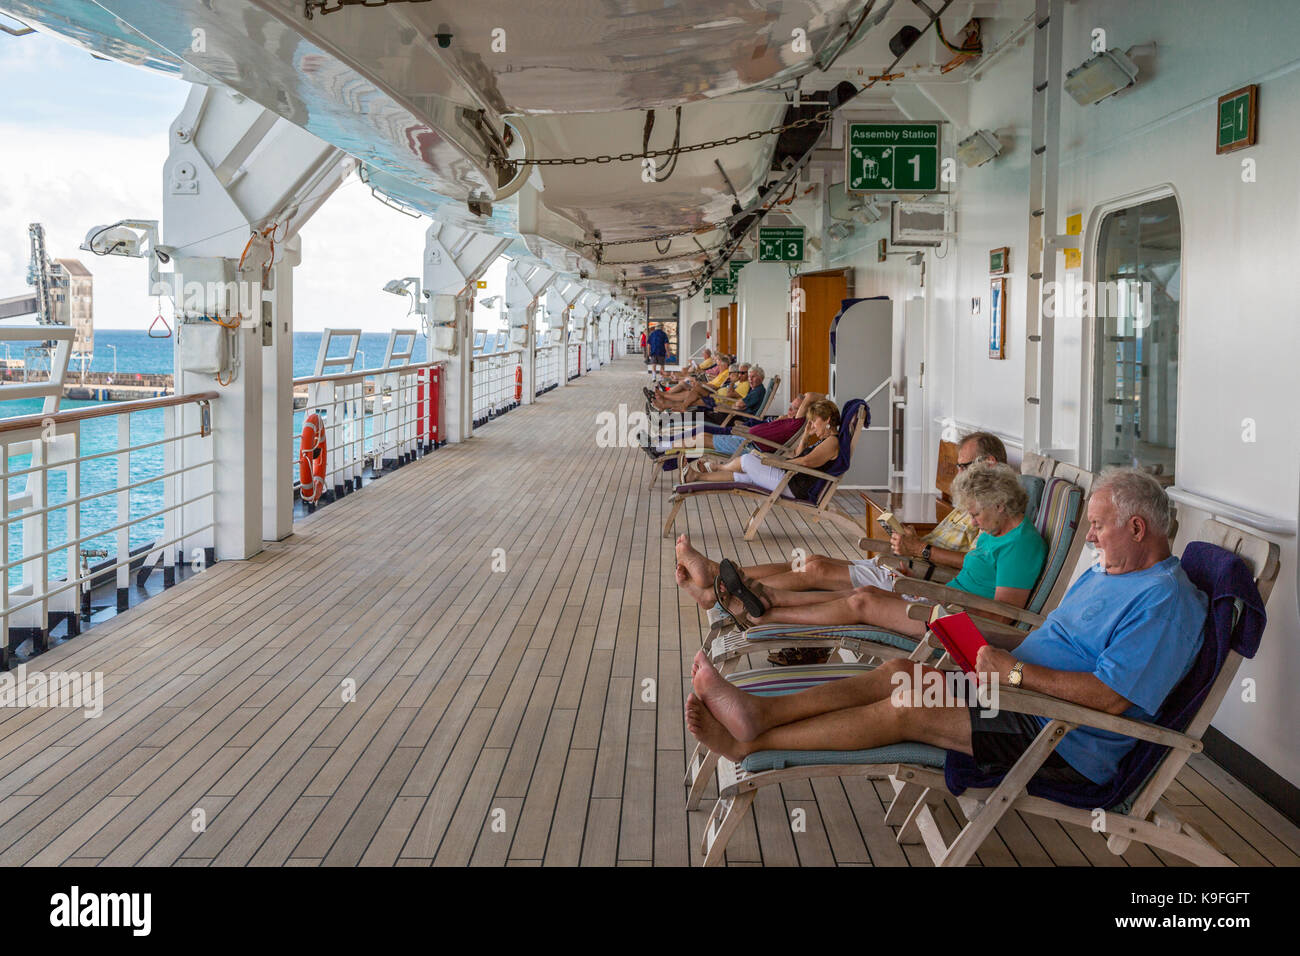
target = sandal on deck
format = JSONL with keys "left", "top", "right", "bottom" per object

{"left": 767, "top": 647, "right": 833, "bottom": 667}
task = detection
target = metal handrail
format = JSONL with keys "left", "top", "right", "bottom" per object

{"left": 293, "top": 359, "right": 442, "bottom": 387}
{"left": 0, "top": 390, "right": 218, "bottom": 435}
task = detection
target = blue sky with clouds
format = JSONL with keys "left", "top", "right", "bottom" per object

{"left": 0, "top": 22, "right": 500, "bottom": 333}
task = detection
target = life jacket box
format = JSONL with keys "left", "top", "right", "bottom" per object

{"left": 430, "top": 326, "right": 456, "bottom": 352}
{"left": 509, "top": 326, "right": 528, "bottom": 345}
{"left": 179, "top": 322, "right": 227, "bottom": 375}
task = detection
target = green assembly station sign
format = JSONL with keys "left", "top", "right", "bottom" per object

{"left": 757, "top": 227, "right": 805, "bottom": 262}
{"left": 710, "top": 276, "right": 736, "bottom": 296}
{"left": 847, "top": 122, "right": 941, "bottom": 193}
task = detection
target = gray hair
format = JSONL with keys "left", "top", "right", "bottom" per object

{"left": 1094, "top": 467, "right": 1174, "bottom": 536}
{"left": 951, "top": 462, "right": 1027, "bottom": 519}
{"left": 749, "top": 365, "right": 765, "bottom": 380}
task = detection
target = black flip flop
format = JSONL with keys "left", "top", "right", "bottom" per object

{"left": 712, "top": 576, "right": 750, "bottom": 632}
{"left": 718, "top": 559, "right": 766, "bottom": 619}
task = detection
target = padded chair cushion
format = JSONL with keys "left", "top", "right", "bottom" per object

{"left": 1019, "top": 474, "right": 1045, "bottom": 526}
{"left": 726, "top": 663, "right": 875, "bottom": 695}
{"left": 735, "top": 623, "right": 920, "bottom": 655}
{"left": 742, "top": 743, "right": 947, "bottom": 773}
{"left": 944, "top": 543, "right": 1267, "bottom": 811}
{"left": 1025, "top": 476, "right": 1083, "bottom": 615}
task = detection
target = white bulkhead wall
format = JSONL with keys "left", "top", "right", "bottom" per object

{"left": 747, "top": 0, "right": 1299, "bottom": 786}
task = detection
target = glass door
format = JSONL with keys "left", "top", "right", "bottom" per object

{"left": 1092, "top": 196, "right": 1181, "bottom": 482}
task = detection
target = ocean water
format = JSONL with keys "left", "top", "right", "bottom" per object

{"left": 1, "top": 330, "right": 425, "bottom": 585}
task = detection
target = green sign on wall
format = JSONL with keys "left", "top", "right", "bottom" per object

{"left": 847, "top": 122, "right": 941, "bottom": 193}
{"left": 710, "top": 276, "right": 736, "bottom": 296}
{"left": 1216, "top": 84, "right": 1257, "bottom": 153}
{"left": 757, "top": 227, "right": 805, "bottom": 262}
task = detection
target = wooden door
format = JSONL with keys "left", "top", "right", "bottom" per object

{"left": 789, "top": 269, "right": 851, "bottom": 396}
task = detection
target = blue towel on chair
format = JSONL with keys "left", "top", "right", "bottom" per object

{"left": 943, "top": 542, "right": 1267, "bottom": 810}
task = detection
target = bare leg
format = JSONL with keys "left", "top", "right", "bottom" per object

{"left": 750, "top": 586, "right": 927, "bottom": 636}
{"left": 753, "top": 556, "right": 856, "bottom": 592}
{"left": 688, "top": 651, "right": 972, "bottom": 758}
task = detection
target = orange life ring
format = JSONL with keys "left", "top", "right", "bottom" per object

{"left": 298, "top": 412, "right": 327, "bottom": 504}
{"left": 514, "top": 363, "right": 523, "bottom": 402}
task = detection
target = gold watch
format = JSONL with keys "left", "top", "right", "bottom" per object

{"left": 1008, "top": 661, "right": 1025, "bottom": 687}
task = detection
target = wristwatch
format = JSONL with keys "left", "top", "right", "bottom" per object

{"left": 1008, "top": 661, "right": 1025, "bottom": 687}
{"left": 920, "top": 544, "right": 933, "bottom": 563}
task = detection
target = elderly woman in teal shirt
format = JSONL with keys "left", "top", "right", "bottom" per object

{"left": 694, "top": 462, "right": 1046, "bottom": 634}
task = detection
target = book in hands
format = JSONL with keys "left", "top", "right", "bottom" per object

{"left": 926, "top": 611, "right": 989, "bottom": 675}
{"left": 876, "top": 511, "right": 907, "bottom": 537}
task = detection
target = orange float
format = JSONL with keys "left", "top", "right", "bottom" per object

{"left": 514, "top": 363, "right": 523, "bottom": 402}
{"left": 298, "top": 412, "right": 327, "bottom": 505}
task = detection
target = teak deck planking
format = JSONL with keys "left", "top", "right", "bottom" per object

{"left": 0, "top": 358, "right": 1294, "bottom": 867}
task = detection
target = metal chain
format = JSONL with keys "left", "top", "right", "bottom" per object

{"left": 500, "top": 107, "right": 834, "bottom": 169}
{"left": 579, "top": 227, "right": 708, "bottom": 249}
{"left": 304, "top": 0, "right": 434, "bottom": 19}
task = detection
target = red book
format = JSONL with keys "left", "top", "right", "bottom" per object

{"left": 928, "top": 611, "right": 989, "bottom": 675}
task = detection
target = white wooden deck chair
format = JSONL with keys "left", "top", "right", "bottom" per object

{"left": 684, "top": 467, "right": 1092, "bottom": 811}
{"left": 692, "top": 519, "right": 1279, "bottom": 867}
{"left": 662, "top": 401, "right": 866, "bottom": 542}
{"left": 646, "top": 420, "right": 804, "bottom": 491}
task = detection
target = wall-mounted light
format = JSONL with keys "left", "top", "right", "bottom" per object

{"left": 956, "top": 129, "right": 1003, "bottom": 167}
{"left": 1064, "top": 49, "right": 1140, "bottom": 106}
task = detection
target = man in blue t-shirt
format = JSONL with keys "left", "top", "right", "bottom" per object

{"left": 646, "top": 325, "right": 669, "bottom": 379}
{"left": 684, "top": 469, "right": 1208, "bottom": 792}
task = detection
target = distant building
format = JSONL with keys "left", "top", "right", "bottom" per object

{"left": 53, "top": 259, "right": 93, "bottom": 356}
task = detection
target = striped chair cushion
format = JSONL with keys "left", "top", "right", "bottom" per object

{"left": 726, "top": 663, "right": 875, "bottom": 696}
{"left": 1026, "top": 476, "right": 1084, "bottom": 615}
{"left": 735, "top": 623, "right": 921, "bottom": 655}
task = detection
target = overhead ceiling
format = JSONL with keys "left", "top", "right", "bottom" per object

{"left": 0, "top": 0, "right": 1032, "bottom": 296}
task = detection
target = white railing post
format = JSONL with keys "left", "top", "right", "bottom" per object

{"left": 116, "top": 414, "right": 131, "bottom": 613}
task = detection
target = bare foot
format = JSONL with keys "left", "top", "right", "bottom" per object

{"left": 691, "top": 650, "right": 765, "bottom": 742}
{"left": 675, "top": 534, "right": 718, "bottom": 588}
{"left": 685, "top": 693, "right": 749, "bottom": 762}
{"left": 676, "top": 565, "right": 721, "bottom": 611}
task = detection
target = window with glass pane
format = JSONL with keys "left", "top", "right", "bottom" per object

{"left": 1092, "top": 196, "right": 1181, "bottom": 481}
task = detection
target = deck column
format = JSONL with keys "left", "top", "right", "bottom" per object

{"left": 262, "top": 236, "right": 300, "bottom": 542}
{"left": 505, "top": 259, "right": 556, "bottom": 406}
{"left": 422, "top": 220, "right": 510, "bottom": 442}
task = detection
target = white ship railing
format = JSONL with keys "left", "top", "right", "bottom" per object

{"left": 534, "top": 344, "right": 561, "bottom": 394}
{"left": 471, "top": 349, "right": 522, "bottom": 427}
{"left": 293, "top": 360, "right": 443, "bottom": 504}
{"left": 567, "top": 343, "right": 581, "bottom": 381}
{"left": 0, "top": 391, "right": 218, "bottom": 665}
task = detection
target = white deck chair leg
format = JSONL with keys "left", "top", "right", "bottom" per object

{"left": 935, "top": 719, "right": 1070, "bottom": 867}
{"left": 885, "top": 780, "right": 926, "bottom": 827}
{"left": 686, "top": 748, "right": 720, "bottom": 811}
{"left": 663, "top": 497, "right": 685, "bottom": 538}
{"left": 702, "top": 791, "right": 756, "bottom": 867}
{"left": 743, "top": 497, "right": 776, "bottom": 541}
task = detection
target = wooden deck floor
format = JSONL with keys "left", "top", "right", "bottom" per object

{"left": 0, "top": 358, "right": 1296, "bottom": 867}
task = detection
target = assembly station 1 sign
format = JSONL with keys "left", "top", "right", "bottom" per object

{"left": 847, "top": 122, "right": 941, "bottom": 193}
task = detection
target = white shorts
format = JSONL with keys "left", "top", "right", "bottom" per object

{"left": 846, "top": 559, "right": 925, "bottom": 602}
{"left": 847, "top": 558, "right": 898, "bottom": 590}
